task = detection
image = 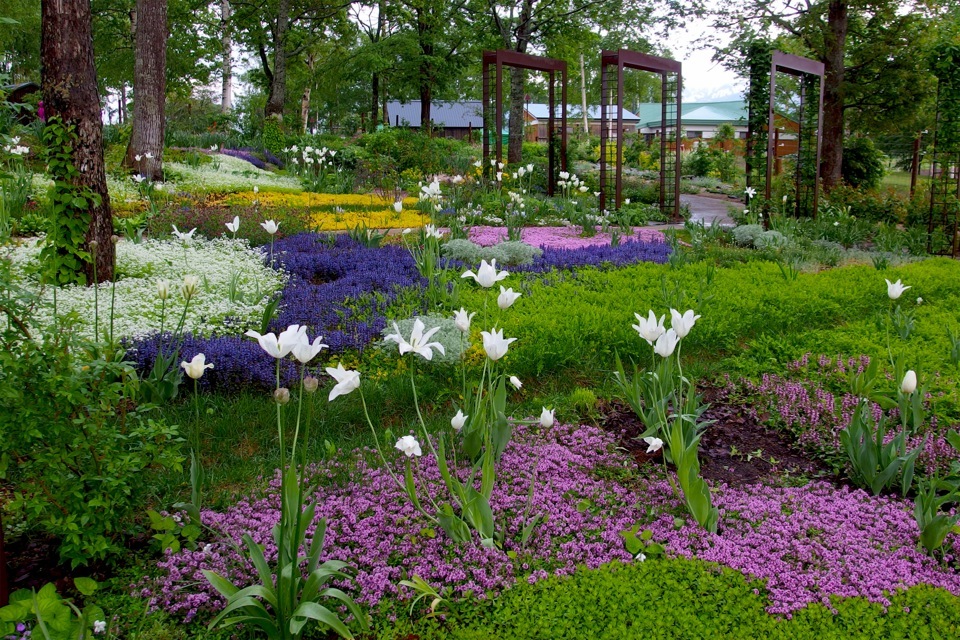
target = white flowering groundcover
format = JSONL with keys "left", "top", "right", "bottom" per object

{"left": 5, "top": 236, "right": 285, "bottom": 341}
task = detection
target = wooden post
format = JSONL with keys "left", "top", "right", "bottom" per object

{"left": 910, "top": 132, "right": 922, "bottom": 197}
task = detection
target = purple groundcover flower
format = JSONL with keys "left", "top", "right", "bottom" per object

{"left": 220, "top": 148, "right": 268, "bottom": 170}
{"left": 469, "top": 225, "right": 665, "bottom": 250}
{"left": 141, "top": 423, "right": 960, "bottom": 623}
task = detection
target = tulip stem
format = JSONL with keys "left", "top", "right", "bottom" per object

{"left": 193, "top": 377, "right": 201, "bottom": 452}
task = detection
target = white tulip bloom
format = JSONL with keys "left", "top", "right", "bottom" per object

{"left": 172, "top": 225, "right": 196, "bottom": 242}
{"left": 540, "top": 407, "right": 555, "bottom": 428}
{"left": 462, "top": 259, "right": 509, "bottom": 288}
{"left": 157, "top": 279, "right": 170, "bottom": 301}
{"left": 670, "top": 309, "right": 701, "bottom": 339}
{"left": 885, "top": 279, "right": 911, "bottom": 300}
{"left": 497, "top": 286, "right": 521, "bottom": 310}
{"left": 643, "top": 436, "right": 663, "bottom": 453}
{"left": 393, "top": 201, "right": 403, "bottom": 213}
{"left": 632, "top": 310, "right": 666, "bottom": 346}
{"left": 526, "top": 163, "right": 534, "bottom": 172}
{"left": 384, "top": 318, "right": 445, "bottom": 360}
{"left": 245, "top": 325, "right": 306, "bottom": 359}
{"left": 901, "top": 370, "right": 917, "bottom": 394}
{"left": 291, "top": 333, "right": 329, "bottom": 364}
{"left": 395, "top": 435, "right": 422, "bottom": 457}
{"left": 453, "top": 308, "right": 475, "bottom": 334}
{"left": 451, "top": 410, "right": 468, "bottom": 431}
{"left": 181, "top": 275, "right": 200, "bottom": 299}
{"left": 181, "top": 353, "right": 214, "bottom": 379}
{"left": 653, "top": 329, "right": 679, "bottom": 358}
{"left": 481, "top": 328, "right": 516, "bottom": 361}
{"left": 225, "top": 216, "right": 241, "bottom": 234}
{"left": 261, "top": 220, "right": 280, "bottom": 235}
{"left": 745, "top": 186, "right": 757, "bottom": 199}
{"left": 326, "top": 363, "right": 361, "bottom": 401}
{"left": 509, "top": 375, "right": 522, "bottom": 389}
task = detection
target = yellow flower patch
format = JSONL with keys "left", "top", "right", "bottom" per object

{"left": 219, "top": 192, "right": 419, "bottom": 209}
{"left": 311, "top": 209, "right": 430, "bottom": 231}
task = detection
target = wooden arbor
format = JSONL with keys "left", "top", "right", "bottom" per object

{"left": 747, "top": 51, "right": 824, "bottom": 218}
{"left": 599, "top": 50, "right": 681, "bottom": 217}
{"left": 482, "top": 50, "right": 567, "bottom": 195}
{"left": 927, "top": 46, "right": 960, "bottom": 257}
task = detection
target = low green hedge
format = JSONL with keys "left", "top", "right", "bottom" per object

{"left": 377, "top": 558, "right": 960, "bottom": 639}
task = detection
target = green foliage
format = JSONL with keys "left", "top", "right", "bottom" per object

{"left": 0, "top": 581, "right": 105, "bottom": 640}
{"left": 839, "top": 400, "right": 922, "bottom": 496}
{"left": 377, "top": 559, "right": 960, "bottom": 639}
{"left": 442, "top": 238, "right": 542, "bottom": 266}
{"left": 0, "top": 285, "right": 183, "bottom": 565}
{"left": 914, "top": 431, "right": 960, "bottom": 554}
{"left": 732, "top": 224, "right": 764, "bottom": 247}
{"left": 39, "top": 117, "right": 98, "bottom": 286}
{"left": 262, "top": 117, "right": 285, "bottom": 155}
{"left": 842, "top": 136, "right": 886, "bottom": 190}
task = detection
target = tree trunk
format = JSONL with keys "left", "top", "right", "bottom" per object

{"left": 0, "top": 510, "right": 7, "bottom": 606}
{"left": 300, "top": 86, "right": 310, "bottom": 133}
{"left": 119, "top": 83, "right": 126, "bottom": 124}
{"left": 821, "top": 0, "right": 847, "bottom": 191}
{"left": 124, "top": 0, "right": 167, "bottom": 181}
{"left": 371, "top": 72, "right": 380, "bottom": 129}
{"left": 417, "top": 7, "right": 433, "bottom": 134}
{"left": 264, "top": 0, "right": 290, "bottom": 120}
{"left": 508, "top": 67, "right": 524, "bottom": 164}
{"left": 220, "top": 0, "right": 232, "bottom": 112}
{"left": 42, "top": 0, "right": 114, "bottom": 283}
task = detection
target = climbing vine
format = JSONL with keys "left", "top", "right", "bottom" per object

{"left": 745, "top": 41, "right": 772, "bottom": 192}
{"left": 39, "top": 117, "right": 99, "bottom": 286}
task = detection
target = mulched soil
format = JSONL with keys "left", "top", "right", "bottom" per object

{"left": 600, "top": 386, "right": 836, "bottom": 487}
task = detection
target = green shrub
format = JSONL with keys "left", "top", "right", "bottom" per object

{"left": 823, "top": 184, "right": 906, "bottom": 224}
{"left": 842, "top": 136, "right": 886, "bottom": 190}
{"left": 376, "top": 558, "right": 960, "bottom": 639}
{"left": 0, "top": 269, "right": 183, "bottom": 566}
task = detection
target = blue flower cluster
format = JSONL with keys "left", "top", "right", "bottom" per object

{"left": 220, "top": 148, "right": 268, "bottom": 170}
{"left": 126, "top": 234, "right": 667, "bottom": 390}
{"left": 126, "top": 234, "right": 425, "bottom": 389}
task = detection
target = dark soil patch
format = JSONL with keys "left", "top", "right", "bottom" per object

{"left": 600, "top": 387, "right": 836, "bottom": 487}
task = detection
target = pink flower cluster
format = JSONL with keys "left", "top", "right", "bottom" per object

{"left": 141, "top": 423, "right": 960, "bottom": 623}
{"left": 741, "top": 353, "right": 959, "bottom": 473}
{"left": 468, "top": 225, "right": 665, "bottom": 250}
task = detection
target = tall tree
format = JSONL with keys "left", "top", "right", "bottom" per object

{"left": 124, "top": 0, "right": 167, "bottom": 180}
{"left": 221, "top": 0, "right": 232, "bottom": 112}
{"left": 41, "top": 0, "right": 114, "bottom": 282}
{"left": 715, "top": 0, "right": 937, "bottom": 190}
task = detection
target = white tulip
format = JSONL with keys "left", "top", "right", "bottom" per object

{"left": 526, "top": 163, "right": 534, "bottom": 173}
{"left": 670, "top": 309, "right": 701, "bottom": 339}
{"left": 453, "top": 308, "right": 475, "bottom": 334}
{"left": 885, "top": 279, "right": 910, "bottom": 300}
{"left": 181, "top": 353, "right": 213, "bottom": 380}
{"left": 245, "top": 325, "right": 306, "bottom": 359}
{"left": 395, "top": 435, "right": 422, "bottom": 457}
{"left": 901, "top": 370, "right": 917, "bottom": 395}
{"left": 291, "top": 333, "right": 329, "bottom": 364}
{"left": 451, "top": 410, "right": 468, "bottom": 431}
{"left": 540, "top": 407, "right": 555, "bottom": 428}
{"left": 654, "top": 329, "right": 679, "bottom": 358}
{"left": 326, "top": 363, "right": 361, "bottom": 401}
{"left": 509, "top": 375, "right": 522, "bottom": 390}
{"left": 225, "top": 216, "right": 240, "bottom": 234}
{"left": 157, "top": 279, "right": 170, "bottom": 301}
{"left": 481, "top": 328, "right": 516, "bottom": 361}
{"left": 181, "top": 275, "right": 200, "bottom": 299}
{"left": 632, "top": 310, "right": 666, "bottom": 346}
{"left": 497, "top": 286, "right": 521, "bottom": 310}
{"left": 384, "top": 318, "right": 445, "bottom": 361}
{"left": 462, "top": 259, "right": 509, "bottom": 288}
{"left": 172, "top": 225, "right": 196, "bottom": 242}
{"left": 393, "top": 201, "right": 403, "bottom": 213}
{"left": 643, "top": 436, "right": 663, "bottom": 453}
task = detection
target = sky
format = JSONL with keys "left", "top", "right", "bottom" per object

{"left": 660, "top": 18, "right": 747, "bottom": 103}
